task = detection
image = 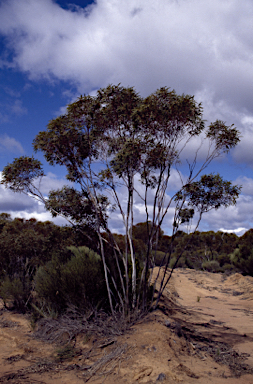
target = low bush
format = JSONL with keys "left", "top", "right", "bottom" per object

{"left": 217, "top": 253, "right": 231, "bottom": 267}
{"left": 202, "top": 260, "right": 220, "bottom": 272}
{"left": 0, "top": 277, "right": 29, "bottom": 312}
{"left": 220, "top": 263, "right": 236, "bottom": 274}
{"left": 153, "top": 251, "right": 166, "bottom": 266}
{"left": 34, "top": 246, "right": 107, "bottom": 314}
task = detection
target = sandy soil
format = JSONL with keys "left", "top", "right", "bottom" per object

{"left": 0, "top": 268, "right": 253, "bottom": 383}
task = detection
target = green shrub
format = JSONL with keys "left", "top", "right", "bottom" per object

{"left": 169, "top": 256, "right": 177, "bottom": 269}
{"left": 230, "top": 247, "right": 253, "bottom": 276}
{"left": 61, "top": 246, "right": 105, "bottom": 308}
{"left": 34, "top": 246, "right": 106, "bottom": 314}
{"left": 153, "top": 251, "right": 166, "bottom": 266}
{"left": 0, "top": 277, "right": 28, "bottom": 312}
{"left": 217, "top": 253, "right": 231, "bottom": 267}
{"left": 220, "top": 263, "right": 236, "bottom": 273}
{"left": 229, "top": 248, "right": 240, "bottom": 264}
{"left": 34, "top": 260, "right": 64, "bottom": 313}
{"left": 238, "top": 254, "right": 253, "bottom": 276}
{"left": 202, "top": 260, "right": 220, "bottom": 272}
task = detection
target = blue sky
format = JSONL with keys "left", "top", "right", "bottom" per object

{"left": 0, "top": 0, "right": 253, "bottom": 235}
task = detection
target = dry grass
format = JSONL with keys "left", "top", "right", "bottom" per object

{"left": 33, "top": 307, "right": 144, "bottom": 345}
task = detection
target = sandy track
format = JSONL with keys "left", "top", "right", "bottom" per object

{"left": 0, "top": 268, "right": 253, "bottom": 383}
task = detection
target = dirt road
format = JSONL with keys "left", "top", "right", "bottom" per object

{"left": 0, "top": 268, "right": 253, "bottom": 383}
{"left": 167, "top": 269, "right": 253, "bottom": 383}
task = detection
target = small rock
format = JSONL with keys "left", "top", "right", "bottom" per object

{"left": 156, "top": 372, "right": 166, "bottom": 381}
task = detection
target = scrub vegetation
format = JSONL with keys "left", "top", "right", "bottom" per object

{"left": 0, "top": 213, "right": 252, "bottom": 318}
{"left": 1, "top": 85, "right": 241, "bottom": 317}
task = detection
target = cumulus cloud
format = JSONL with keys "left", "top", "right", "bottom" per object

{"left": 219, "top": 227, "right": 247, "bottom": 236}
{"left": 0, "top": 166, "right": 251, "bottom": 235}
{"left": 0, "top": 134, "right": 24, "bottom": 153}
{"left": 34, "top": 171, "right": 70, "bottom": 194}
{"left": 10, "top": 99, "right": 27, "bottom": 116}
{"left": 0, "top": 0, "right": 251, "bottom": 163}
{"left": 234, "top": 176, "right": 253, "bottom": 195}
{"left": 0, "top": 183, "right": 37, "bottom": 213}
{"left": 192, "top": 191, "right": 253, "bottom": 236}
{"left": 0, "top": 171, "right": 71, "bottom": 225}
{"left": 0, "top": 0, "right": 253, "bottom": 109}
{"left": 0, "top": 0, "right": 252, "bottom": 232}
{"left": 233, "top": 121, "right": 253, "bottom": 167}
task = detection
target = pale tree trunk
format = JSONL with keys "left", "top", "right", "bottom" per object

{"left": 127, "top": 175, "right": 136, "bottom": 308}
{"left": 98, "top": 231, "right": 115, "bottom": 315}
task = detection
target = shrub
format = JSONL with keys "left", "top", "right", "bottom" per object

{"left": 34, "top": 246, "right": 106, "bottom": 314}
{"left": 169, "top": 256, "right": 177, "bottom": 269}
{"left": 238, "top": 254, "right": 253, "bottom": 276}
{"left": 217, "top": 253, "right": 231, "bottom": 267}
{"left": 169, "top": 256, "right": 185, "bottom": 268}
{"left": 61, "top": 246, "right": 105, "bottom": 309}
{"left": 34, "top": 260, "right": 64, "bottom": 314}
{"left": 220, "top": 263, "right": 236, "bottom": 274}
{"left": 153, "top": 251, "right": 166, "bottom": 266}
{"left": 0, "top": 277, "right": 29, "bottom": 312}
{"left": 202, "top": 260, "right": 220, "bottom": 272}
{"left": 230, "top": 247, "right": 253, "bottom": 276}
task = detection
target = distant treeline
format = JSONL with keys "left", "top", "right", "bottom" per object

{"left": 0, "top": 213, "right": 252, "bottom": 315}
{"left": 122, "top": 222, "right": 253, "bottom": 275}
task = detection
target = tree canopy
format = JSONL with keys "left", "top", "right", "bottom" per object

{"left": 1, "top": 85, "right": 241, "bottom": 315}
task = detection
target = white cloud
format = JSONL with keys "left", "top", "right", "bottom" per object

{"left": 0, "top": 0, "right": 253, "bottom": 110}
{"left": 194, "top": 193, "right": 253, "bottom": 236}
{"left": 34, "top": 171, "right": 70, "bottom": 194}
{"left": 0, "top": 171, "right": 71, "bottom": 225}
{"left": 0, "top": 134, "right": 24, "bottom": 153}
{"left": 234, "top": 176, "right": 253, "bottom": 195}
{"left": 1, "top": 0, "right": 253, "bottom": 233}
{"left": 0, "top": 168, "right": 251, "bottom": 236}
{"left": 0, "top": 94, "right": 27, "bottom": 124}
{"left": 1, "top": 0, "right": 251, "bottom": 168}
{"left": 233, "top": 122, "right": 253, "bottom": 167}
{"left": 6, "top": 209, "right": 69, "bottom": 226}
{"left": 219, "top": 227, "right": 247, "bottom": 236}
{"left": 10, "top": 99, "right": 27, "bottom": 116}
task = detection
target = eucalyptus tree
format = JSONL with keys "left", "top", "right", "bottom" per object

{"left": 1, "top": 85, "right": 240, "bottom": 314}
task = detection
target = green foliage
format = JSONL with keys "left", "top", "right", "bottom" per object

{"left": 0, "top": 277, "right": 27, "bottom": 312}
{"left": 152, "top": 251, "right": 167, "bottom": 266}
{"left": 207, "top": 121, "right": 240, "bottom": 152}
{"left": 34, "top": 246, "right": 106, "bottom": 313}
{"left": 1, "top": 156, "right": 44, "bottom": 193}
{"left": 157, "top": 229, "right": 240, "bottom": 273}
{"left": 46, "top": 187, "right": 109, "bottom": 230}
{"left": 177, "top": 174, "right": 241, "bottom": 214}
{"left": 217, "top": 253, "right": 231, "bottom": 267}
{"left": 132, "top": 222, "right": 164, "bottom": 248}
{"left": 169, "top": 256, "right": 177, "bottom": 269}
{"left": 202, "top": 260, "right": 220, "bottom": 272}
{"left": 230, "top": 248, "right": 240, "bottom": 264}
{"left": 0, "top": 214, "right": 81, "bottom": 312}
{"left": 229, "top": 229, "right": 253, "bottom": 275}
{"left": 1, "top": 84, "right": 241, "bottom": 313}
{"left": 0, "top": 216, "right": 75, "bottom": 279}
{"left": 220, "top": 263, "right": 235, "bottom": 273}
